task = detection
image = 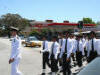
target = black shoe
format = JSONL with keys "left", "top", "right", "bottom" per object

{"left": 41, "top": 73, "right": 45, "bottom": 75}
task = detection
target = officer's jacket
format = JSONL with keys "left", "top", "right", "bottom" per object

{"left": 49, "top": 41, "right": 60, "bottom": 59}
{"left": 59, "top": 38, "right": 74, "bottom": 59}
{"left": 10, "top": 35, "right": 22, "bottom": 59}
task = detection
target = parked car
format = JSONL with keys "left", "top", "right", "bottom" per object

{"left": 19, "top": 35, "right": 26, "bottom": 44}
{"left": 25, "top": 36, "right": 42, "bottom": 47}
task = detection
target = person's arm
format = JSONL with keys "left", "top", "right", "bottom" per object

{"left": 81, "top": 42, "right": 85, "bottom": 56}
{"left": 95, "top": 39, "right": 98, "bottom": 52}
{"left": 59, "top": 40, "right": 65, "bottom": 58}
{"left": 87, "top": 41, "right": 90, "bottom": 57}
{"left": 67, "top": 40, "right": 73, "bottom": 59}
{"left": 55, "top": 43, "right": 60, "bottom": 59}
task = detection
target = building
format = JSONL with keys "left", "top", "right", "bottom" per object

{"left": 22, "top": 20, "right": 96, "bottom": 35}
{"left": 30, "top": 20, "right": 96, "bottom": 32}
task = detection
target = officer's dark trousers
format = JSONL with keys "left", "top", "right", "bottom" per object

{"left": 62, "top": 54, "right": 71, "bottom": 75}
{"left": 71, "top": 53, "right": 75, "bottom": 61}
{"left": 88, "top": 51, "right": 97, "bottom": 63}
{"left": 51, "top": 58, "right": 58, "bottom": 72}
{"left": 58, "top": 53, "right": 62, "bottom": 66}
{"left": 76, "top": 51, "right": 82, "bottom": 67}
{"left": 42, "top": 52, "right": 51, "bottom": 69}
{"left": 84, "top": 48, "right": 87, "bottom": 57}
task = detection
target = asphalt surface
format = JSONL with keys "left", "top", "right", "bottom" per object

{"left": 0, "top": 37, "right": 51, "bottom": 75}
{"left": 0, "top": 37, "right": 87, "bottom": 75}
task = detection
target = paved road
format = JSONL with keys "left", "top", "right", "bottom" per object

{"left": 0, "top": 38, "right": 87, "bottom": 75}
{"left": 0, "top": 38, "right": 45, "bottom": 75}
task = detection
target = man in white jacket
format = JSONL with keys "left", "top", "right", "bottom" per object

{"left": 87, "top": 31, "right": 98, "bottom": 63}
{"left": 41, "top": 36, "right": 51, "bottom": 75}
{"left": 76, "top": 35, "right": 84, "bottom": 67}
{"left": 9, "top": 26, "right": 22, "bottom": 75}
{"left": 59, "top": 32, "right": 73, "bottom": 75}
{"left": 49, "top": 36, "right": 60, "bottom": 75}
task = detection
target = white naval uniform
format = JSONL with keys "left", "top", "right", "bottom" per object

{"left": 87, "top": 38, "right": 98, "bottom": 57}
{"left": 59, "top": 38, "right": 74, "bottom": 59}
{"left": 10, "top": 35, "right": 22, "bottom": 75}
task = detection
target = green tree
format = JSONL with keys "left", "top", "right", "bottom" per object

{"left": 96, "top": 21, "right": 100, "bottom": 25}
{"left": 1, "top": 13, "right": 29, "bottom": 30}
{"left": 29, "top": 30, "right": 40, "bottom": 36}
{"left": 82, "top": 18, "right": 95, "bottom": 24}
{"left": 40, "top": 29, "right": 48, "bottom": 36}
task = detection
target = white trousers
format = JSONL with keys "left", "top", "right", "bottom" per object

{"left": 11, "top": 58, "right": 22, "bottom": 75}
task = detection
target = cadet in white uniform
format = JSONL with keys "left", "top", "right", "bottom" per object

{"left": 70, "top": 34, "right": 76, "bottom": 62}
{"left": 41, "top": 36, "right": 51, "bottom": 75}
{"left": 59, "top": 32, "right": 73, "bottom": 75}
{"left": 87, "top": 31, "right": 98, "bottom": 63}
{"left": 76, "top": 35, "right": 84, "bottom": 67}
{"left": 82, "top": 35, "right": 88, "bottom": 58}
{"left": 58, "top": 33, "right": 65, "bottom": 71}
{"left": 49, "top": 36, "right": 60, "bottom": 75}
{"left": 9, "top": 27, "right": 22, "bottom": 75}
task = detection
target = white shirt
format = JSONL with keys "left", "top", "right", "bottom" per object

{"left": 10, "top": 35, "right": 22, "bottom": 59}
{"left": 96, "top": 39, "right": 100, "bottom": 55}
{"left": 59, "top": 38, "right": 65, "bottom": 53}
{"left": 41, "top": 40, "right": 49, "bottom": 53}
{"left": 82, "top": 38, "right": 88, "bottom": 49}
{"left": 59, "top": 38, "right": 65, "bottom": 46}
{"left": 49, "top": 41, "right": 60, "bottom": 59}
{"left": 87, "top": 38, "right": 98, "bottom": 57}
{"left": 59, "top": 38, "right": 74, "bottom": 59}
{"left": 76, "top": 40, "right": 85, "bottom": 55}
{"left": 72, "top": 38, "right": 77, "bottom": 53}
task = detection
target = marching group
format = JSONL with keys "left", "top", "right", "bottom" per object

{"left": 41, "top": 31, "right": 100, "bottom": 75}
{"left": 9, "top": 26, "right": 100, "bottom": 75}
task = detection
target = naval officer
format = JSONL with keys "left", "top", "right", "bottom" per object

{"left": 9, "top": 26, "right": 22, "bottom": 75}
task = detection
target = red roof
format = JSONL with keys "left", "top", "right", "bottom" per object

{"left": 48, "top": 23, "right": 96, "bottom": 26}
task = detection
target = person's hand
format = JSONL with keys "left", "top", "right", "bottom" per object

{"left": 71, "top": 53, "right": 74, "bottom": 56}
{"left": 59, "top": 58, "right": 62, "bottom": 61}
{"left": 9, "top": 58, "right": 14, "bottom": 64}
{"left": 55, "top": 56, "right": 57, "bottom": 60}
{"left": 40, "top": 51, "right": 41, "bottom": 53}
{"left": 66, "top": 58, "right": 70, "bottom": 62}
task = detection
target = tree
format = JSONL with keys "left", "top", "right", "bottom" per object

{"left": 96, "top": 21, "right": 100, "bottom": 25}
{"left": 0, "top": 13, "right": 30, "bottom": 37}
{"left": 0, "top": 19, "right": 3, "bottom": 27}
{"left": 1, "top": 13, "right": 30, "bottom": 30}
{"left": 82, "top": 18, "right": 95, "bottom": 24}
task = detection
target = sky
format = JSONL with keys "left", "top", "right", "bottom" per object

{"left": 0, "top": 0, "right": 100, "bottom": 22}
